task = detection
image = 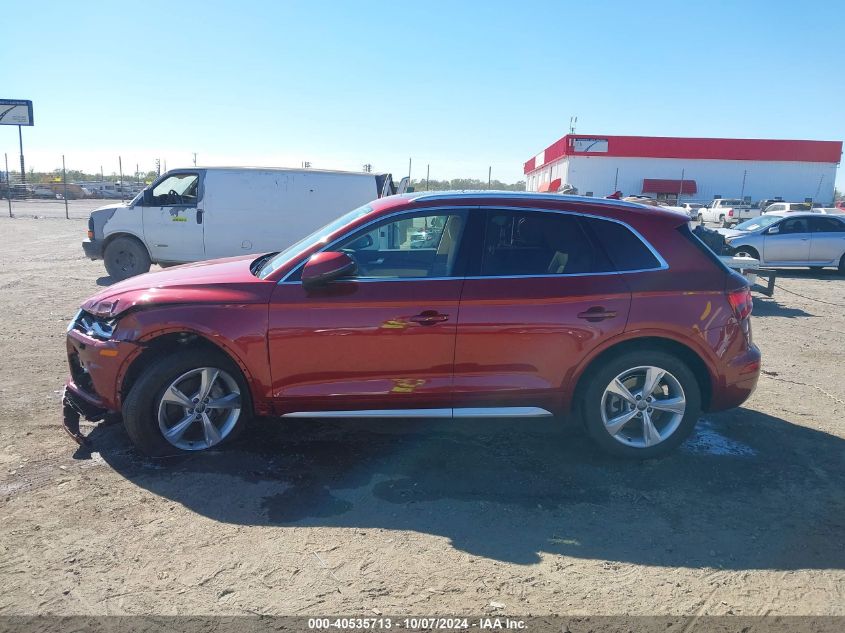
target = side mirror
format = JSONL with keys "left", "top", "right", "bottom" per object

{"left": 767, "top": 226, "right": 780, "bottom": 235}
{"left": 301, "top": 252, "right": 357, "bottom": 287}
{"left": 142, "top": 189, "right": 153, "bottom": 206}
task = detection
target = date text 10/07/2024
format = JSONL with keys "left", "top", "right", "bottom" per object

{"left": 307, "top": 617, "right": 528, "bottom": 630}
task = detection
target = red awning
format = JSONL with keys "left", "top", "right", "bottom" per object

{"left": 537, "top": 178, "right": 562, "bottom": 193}
{"left": 642, "top": 178, "right": 697, "bottom": 194}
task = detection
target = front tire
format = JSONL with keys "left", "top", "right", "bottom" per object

{"left": 122, "top": 349, "right": 251, "bottom": 456}
{"left": 839, "top": 254, "right": 845, "bottom": 275}
{"left": 734, "top": 246, "right": 759, "bottom": 261}
{"left": 581, "top": 350, "right": 701, "bottom": 459}
{"left": 104, "top": 236, "right": 151, "bottom": 280}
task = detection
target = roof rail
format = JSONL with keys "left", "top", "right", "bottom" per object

{"left": 410, "top": 190, "right": 647, "bottom": 208}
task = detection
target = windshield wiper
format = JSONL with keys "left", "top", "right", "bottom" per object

{"left": 250, "top": 252, "right": 278, "bottom": 277}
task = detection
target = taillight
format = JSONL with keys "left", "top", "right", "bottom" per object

{"left": 728, "top": 287, "right": 753, "bottom": 320}
{"left": 728, "top": 209, "right": 734, "bottom": 217}
{"left": 87, "top": 217, "right": 94, "bottom": 240}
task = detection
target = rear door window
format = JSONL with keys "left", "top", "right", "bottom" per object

{"left": 478, "top": 211, "right": 614, "bottom": 276}
{"left": 809, "top": 217, "right": 845, "bottom": 233}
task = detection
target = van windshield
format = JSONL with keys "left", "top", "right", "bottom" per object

{"left": 257, "top": 204, "right": 374, "bottom": 279}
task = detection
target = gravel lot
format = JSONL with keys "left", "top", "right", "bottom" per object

{"left": 1, "top": 204, "right": 844, "bottom": 617}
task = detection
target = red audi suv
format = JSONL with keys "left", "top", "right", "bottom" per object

{"left": 63, "top": 192, "right": 760, "bottom": 458}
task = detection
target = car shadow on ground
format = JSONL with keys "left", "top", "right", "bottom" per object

{"left": 96, "top": 276, "right": 117, "bottom": 287}
{"left": 772, "top": 268, "right": 844, "bottom": 282}
{"left": 76, "top": 408, "right": 845, "bottom": 569}
{"left": 751, "top": 297, "right": 815, "bottom": 318}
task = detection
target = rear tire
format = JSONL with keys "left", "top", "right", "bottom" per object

{"left": 580, "top": 350, "right": 701, "bottom": 459}
{"left": 720, "top": 215, "right": 730, "bottom": 228}
{"left": 697, "top": 213, "right": 704, "bottom": 224}
{"left": 838, "top": 254, "right": 845, "bottom": 276}
{"left": 122, "top": 349, "right": 251, "bottom": 456}
{"left": 104, "top": 236, "right": 151, "bottom": 280}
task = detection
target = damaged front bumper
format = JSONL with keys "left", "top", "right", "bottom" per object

{"left": 61, "top": 385, "right": 108, "bottom": 446}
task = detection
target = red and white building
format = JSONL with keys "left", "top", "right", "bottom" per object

{"left": 524, "top": 134, "right": 842, "bottom": 204}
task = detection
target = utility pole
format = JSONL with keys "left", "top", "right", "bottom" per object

{"left": 18, "top": 125, "right": 25, "bottom": 184}
{"left": 192, "top": 152, "right": 197, "bottom": 166}
{"left": 5, "top": 153, "right": 11, "bottom": 217}
{"left": 739, "top": 169, "right": 747, "bottom": 201}
{"left": 814, "top": 174, "right": 824, "bottom": 203}
{"left": 569, "top": 116, "right": 578, "bottom": 134}
{"left": 119, "top": 156, "right": 124, "bottom": 201}
{"left": 678, "top": 168, "right": 685, "bottom": 204}
{"left": 488, "top": 166, "right": 492, "bottom": 189}
{"left": 408, "top": 158, "right": 412, "bottom": 184}
{"left": 426, "top": 164, "right": 430, "bottom": 191}
{"left": 62, "top": 155, "right": 69, "bottom": 219}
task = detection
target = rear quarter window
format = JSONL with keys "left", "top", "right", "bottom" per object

{"left": 580, "top": 217, "right": 663, "bottom": 271}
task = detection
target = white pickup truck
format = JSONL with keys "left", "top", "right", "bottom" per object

{"left": 698, "top": 198, "right": 759, "bottom": 228}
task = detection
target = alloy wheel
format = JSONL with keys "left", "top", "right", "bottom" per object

{"left": 600, "top": 365, "right": 686, "bottom": 449}
{"left": 157, "top": 366, "right": 242, "bottom": 450}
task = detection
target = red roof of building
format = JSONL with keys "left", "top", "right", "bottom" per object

{"left": 524, "top": 134, "right": 843, "bottom": 174}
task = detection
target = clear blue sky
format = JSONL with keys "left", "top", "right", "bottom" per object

{"left": 2, "top": 0, "right": 843, "bottom": 187}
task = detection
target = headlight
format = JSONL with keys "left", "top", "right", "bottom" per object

{"left": 71, "top": 310, "right": 119, "bottom": 340}
{"left": 67, "top": 309, "right": 83, "bottom": 333}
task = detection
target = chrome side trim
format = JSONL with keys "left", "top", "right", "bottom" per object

{"left": 279, "top": 204, "right": 668, "bottom": 283}
{"left": 452, "top": 407, "right": 553, "bottom": 418}
{"left": 282, "top": 409, "right": 452, "bottom": 418}
{"left": 281, "top": 407, "right": 554, "bottom": 419}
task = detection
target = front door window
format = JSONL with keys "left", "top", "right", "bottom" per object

{"left": 335, "top": 213, "right": 466, "bottom": 279}
{"left": 149, "top": 173, "right": 199, "bottom": 206}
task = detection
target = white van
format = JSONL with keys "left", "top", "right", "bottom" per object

{"left": 82, "top": 167, "right": 402, "bottom": 279}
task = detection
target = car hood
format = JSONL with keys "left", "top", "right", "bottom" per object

{"left": 715, "top": 228, "right": 745, "bottom": 238}
{"left": 81, "top": 254, "right": 274, "bottom": 316}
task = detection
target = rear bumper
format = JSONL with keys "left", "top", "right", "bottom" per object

{"left": 82, "top": 239, "right": 103, "bottom": 260}
{"left": 709, "top": 342, "right": 761, "bottom": 411}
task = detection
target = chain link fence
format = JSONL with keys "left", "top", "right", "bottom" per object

{"left": 2, "top": 155, "right": 152, "bottom": 219}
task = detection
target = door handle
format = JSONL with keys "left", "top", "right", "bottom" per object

{"left": 410, "top": 310, "right": 449, "bottom": 325}
{"left": 197, "top": 208, "right": 204, "bottom": 224}
{"left": 577, "top": 306, "right": 618, "bottom": 322}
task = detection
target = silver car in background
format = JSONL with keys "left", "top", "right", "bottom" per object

{"left": 717, "top": 212, "right": 845, "bottom": 273}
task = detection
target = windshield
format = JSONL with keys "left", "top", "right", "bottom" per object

{"left": 257, "top": 204, "right": 374, "bottom": 279}
{"left": 734, "top": 215, "right": 780, "bottom": 231}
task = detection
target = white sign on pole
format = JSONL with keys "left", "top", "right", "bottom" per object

{"left": 0, "top": 100, "right": 34, "bottom": 126}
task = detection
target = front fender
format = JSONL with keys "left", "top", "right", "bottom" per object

{"left": 112, "top": 303, "right": 272, "bottom": 414}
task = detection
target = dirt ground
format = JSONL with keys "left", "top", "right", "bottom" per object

{"left": 1, "top": 205, "right": 844, "bottom": 617}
